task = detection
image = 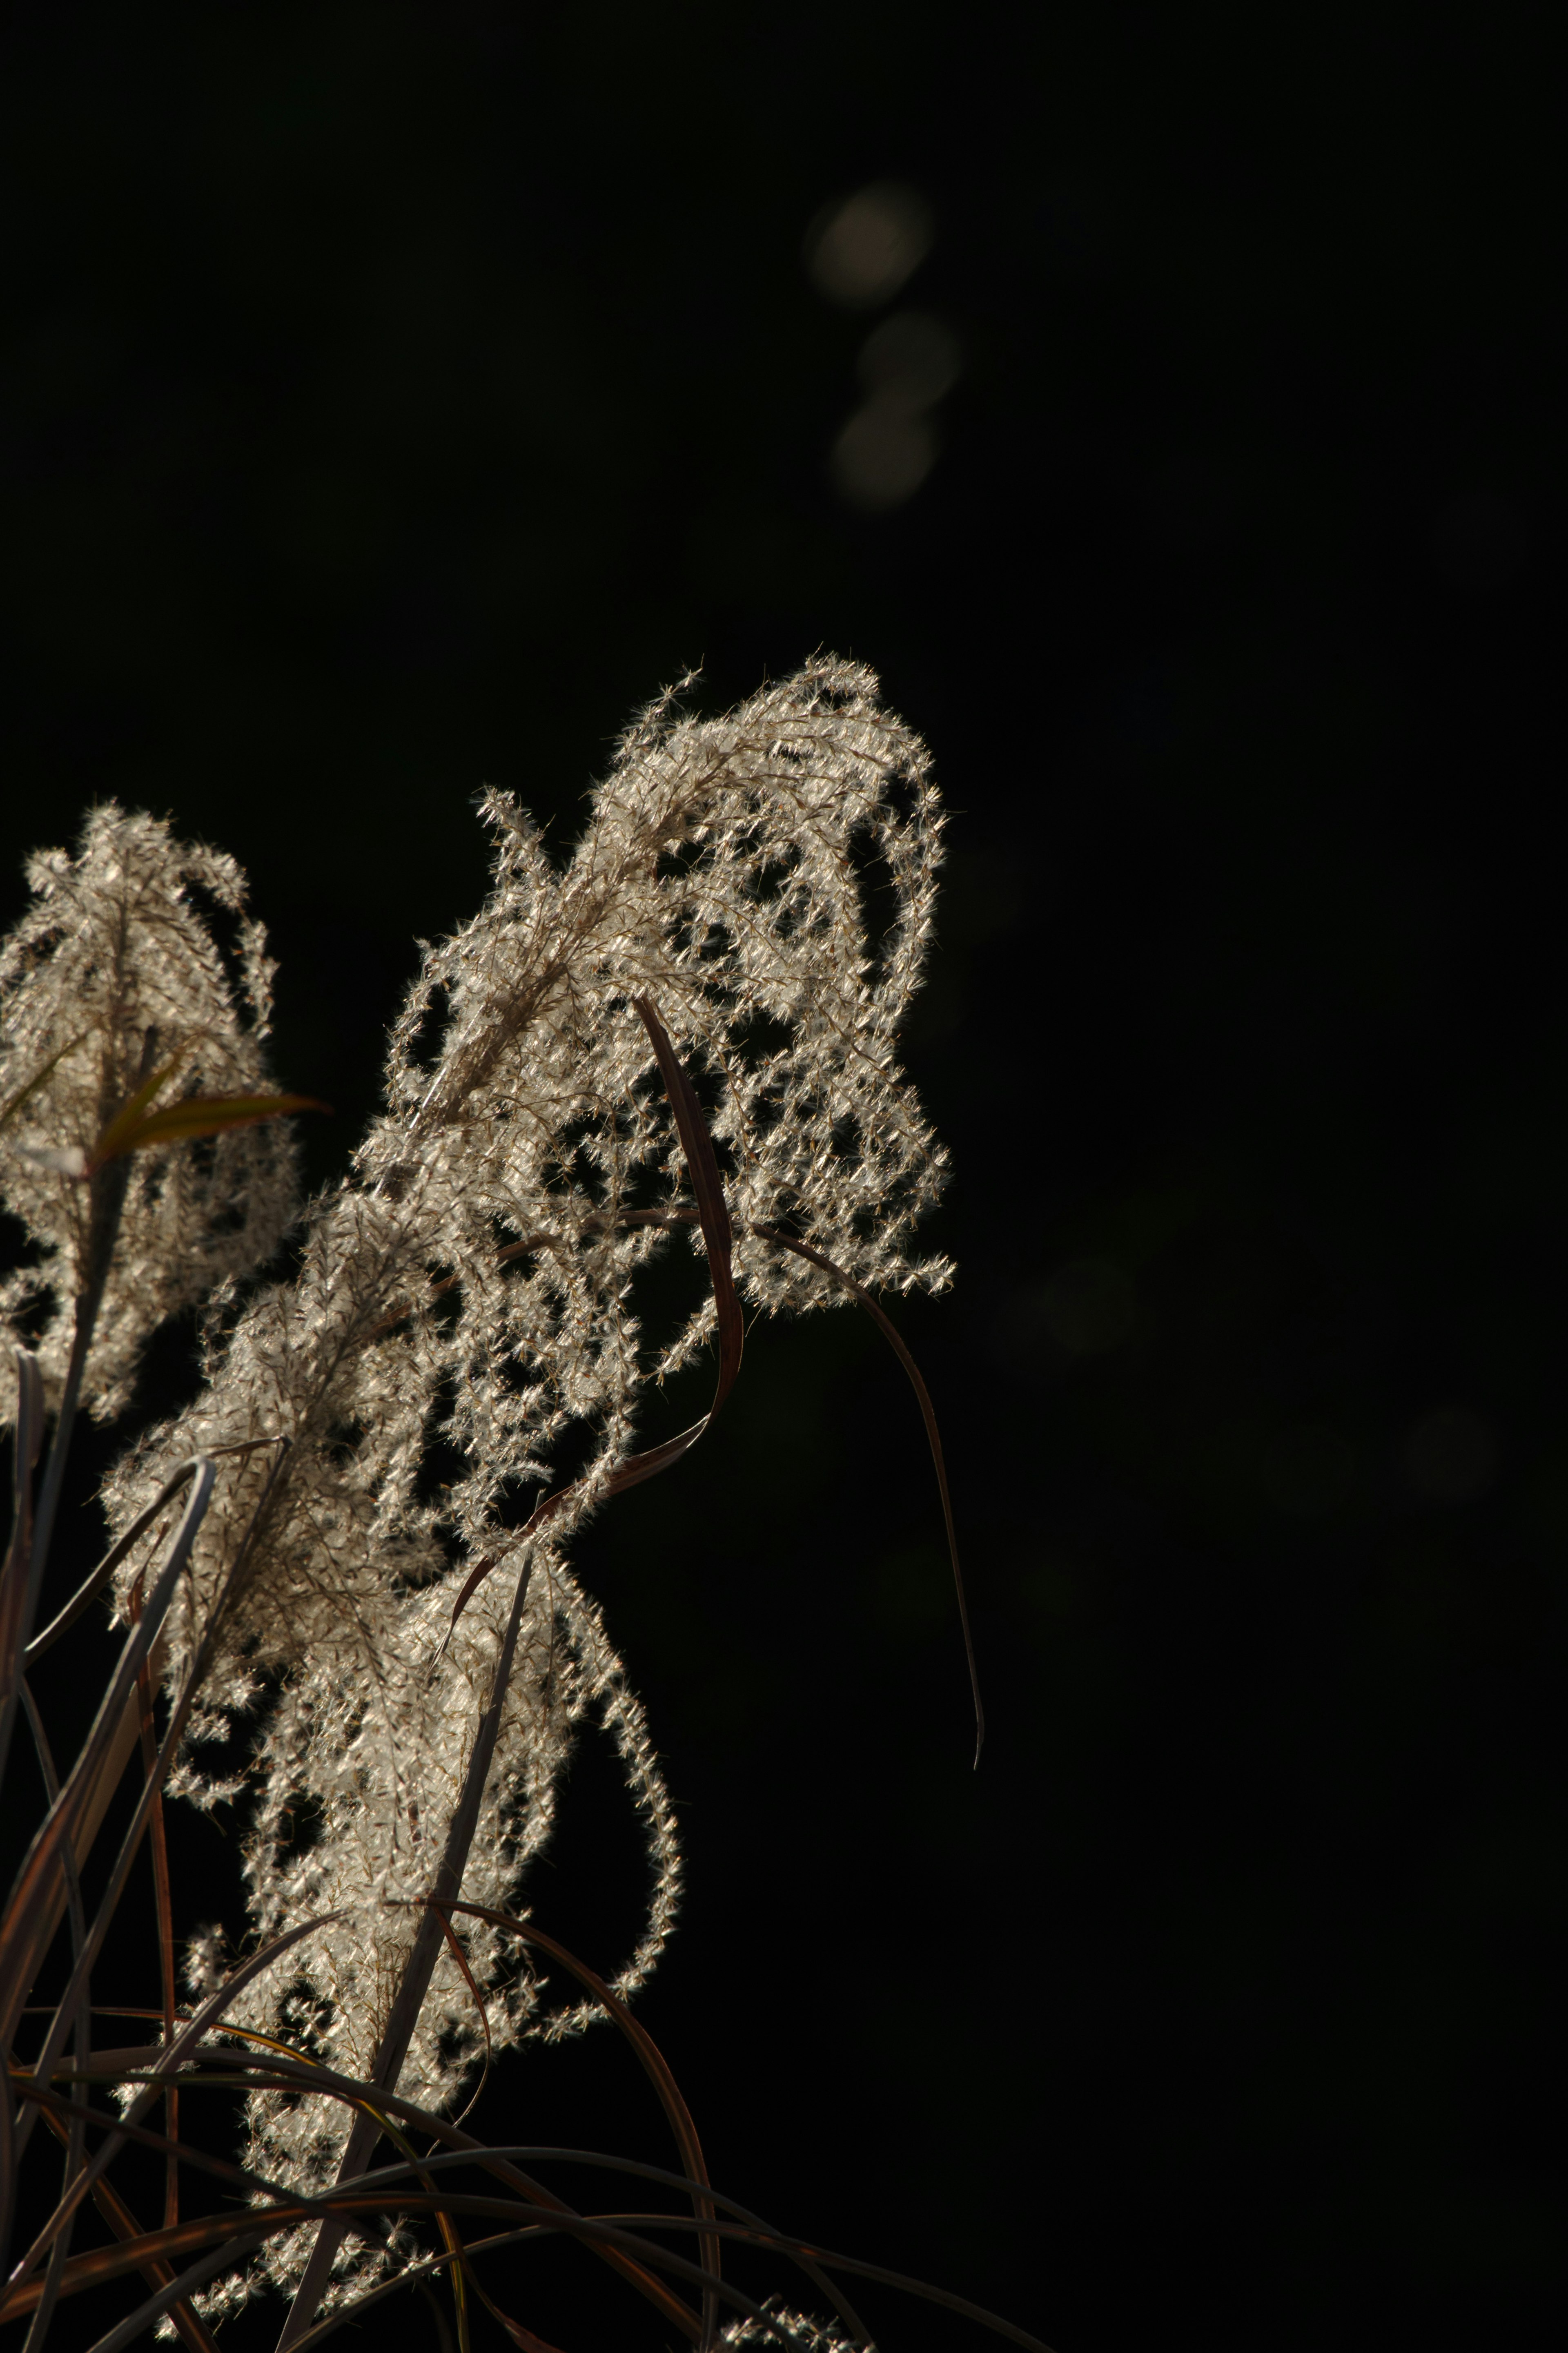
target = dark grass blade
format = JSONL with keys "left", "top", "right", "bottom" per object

{"left": 33, "top": 2045, "right": 705, "bottom": 2347}
{"left": 2, "top": 2196, "right": 596, "bottom": 2319}
{"left": 10, "top": 2191, "right": 1053, "bottom": 2353}
{"left": 447, "top": 999, "right": 745, "bottom": 1642}
{"left": 629, "top": 997, "right": 742, "bottom": 1403}
{"left": 14, "top": 2077, "right": 1041, "bottom": 2353}
{"left": 31, "top": 2105, "right": 218, "bottom": 2353}
{"left": 16, "top": 1675, "right": 91, "bottom": 2353}
{"left": 752, "top": 1222, "right": 985, "bottom": 1767}
{"left": 0, "top": 1461, "right": 217, "bottom": 2056}
{"left": 431, "top": 1908, "right": 493, "bottom": 2129}
{"left": 16, "top": 2084, "right": 697, "bottom": 2351}
{"left": 129, "top": 1574, "right": 180, "bottom": 2231}
{"left": 19, "top": 2073, "right": 318, "bottom": 2207}
{"left": 25, "top": 2034, "right": 1045, "bottom": 2353}
{"left": 349, "top": 2146, "right": 869, "bottom": 2349}
{"left": 278, "top": 2228, "right": 811, "bottom": 2353}
{"left": 23, "top": 1438, "right": 285, "bottom": 1666}
{"left": 6, "top": 2198, "right": 760, "bottom": 2329}
{"left": 8, "top": 1911, "right": 343, "bottom": 2289}
{"left": 19, "top": 2063, "right": 423, "bottom": 2316}
{"left": 426, "top": 1899, "right": 730, "bottom": 2349}
{"left": 78, "top": 2233, "right": 272, "bottom": 2353}
{"left": 0, "top": 1349, "right": 46, "bottom": 1870}
{"left": 10, "top": 1438, "right": 296, "bottom": 2175}
{"left": 453, "top": 2261, "right": 566, "bottom": 2353}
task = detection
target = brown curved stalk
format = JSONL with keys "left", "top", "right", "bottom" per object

{"left": 31, "top": 2106, "right": 217, "bottom": 2353}
{"left": 18, "top": 2051, "right": 702, "bottom": 2348}
{"left": 426, "top": 1899, "right": 724, "bottom": 2346}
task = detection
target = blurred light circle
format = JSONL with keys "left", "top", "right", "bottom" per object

{"left": 831, "top": 400, "right": 939, "bottom": 511}
{"left": 1403, "top": 1406, "right": 1497, "bottom": 1503}
{"left": 1039, "top": 1258, "right": 1136, "bottom": 1356}
{"left": 1261, "top": 1423, "right": 1356, "bottom": 1515}
{"left": 855, "top": 311, "right": 962, "bottom": 410}
{"left": 804, "top": 181, "right": 934, "bottom": 308}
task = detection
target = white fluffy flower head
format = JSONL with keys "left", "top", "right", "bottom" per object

{"left": 56, "top": 659, "right": 953, "bottom": 2308}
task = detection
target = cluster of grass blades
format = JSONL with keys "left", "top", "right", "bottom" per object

{"left": 1, "top": 1010, "right": 1036, "bottom": 2351}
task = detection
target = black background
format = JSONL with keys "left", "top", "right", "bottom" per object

{"left": 3, "top": 6, "right": 1565, "bottom": 2350}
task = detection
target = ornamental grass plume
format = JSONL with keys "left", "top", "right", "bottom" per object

{"left": 0, "top": 661, "right": 1030, "bottom": 2353}
{"left": 0, "top": 806, "right": 298, "bottom": 1431}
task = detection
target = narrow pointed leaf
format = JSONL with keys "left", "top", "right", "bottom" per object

{"left": 86, "top": 1049, "right": 189, "bottom": 1167}
{"left": 88, "top": 1090, "right": 329, "bottom": 1171}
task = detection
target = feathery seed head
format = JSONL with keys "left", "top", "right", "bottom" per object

{"left": 0, "top": 803, "right": 297, "bottom": 1423}
{"left": 79, "top": 661, "right": 951, "bottom": 2302}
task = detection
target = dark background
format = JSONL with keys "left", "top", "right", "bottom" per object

{"left": 3, "top": 5, "right": 1565, "bottom": 2349}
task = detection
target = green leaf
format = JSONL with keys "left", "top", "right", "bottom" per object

{"left": 88, "top": 1093, "right": 330, "bottom": 1172}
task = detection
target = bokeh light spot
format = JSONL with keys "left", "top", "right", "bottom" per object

{"left": 803, "top": 181, "right": 934, "bottom": 308}
{"left": 831, "top": 401, "right": 939, "bottom": 512}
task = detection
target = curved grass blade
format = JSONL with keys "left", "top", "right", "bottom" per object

{"left": 9, "top": 1438, "right": 295, "bottom": 2175}
{"left": 630, "top": 997, "right": 742, "bottom": 1401}
{"left": 24, "top": 1437, "right": 285, "bottom": 1666}
{"left": 78, "top": 2231, "right": 271, "bottom": 2353}
{"left": 36, "top": 2045, "right": 703, "bottom": 2347}
{"left": 20, "top": 2191, "right": 1051, "bottom": 2353}
{"left": 281, "top": 2229, "right": 819, "bottom": 2353}
{"left": 8, "top": 1910, "right": 343, "bottom": 2290}
{"left": 16, "top": 1676, "right": 91, "bottom": 2353}
{"left": 752, "top": 1221, "right": 985, "bottom": 1767}
{"left": 7, "top": 2198, "right": 770, "bottom": 2340}
{"left": 431, "top": 1908, "right": 492, "bottom": 2130}
{"left": 30, "top": 2103, "right": 218, "bottom": 2353}
{"left": 129, "top": 1573, "right": 180, "bottom": 2231}
{"left": 18, "top": 2062, "right": 415, "bottom": 2321}
{"left": 427, "top": 1898, "right": 730, "bottom": 2349}
{"left": 14, "top": 2070, "right": 1042, "bottom": 2353}
{"left": 0, "top": 1349, "right": 46, "bottom": 1867}
{"left": 0, "top": 1461, "right": 217, "bottom": 2056}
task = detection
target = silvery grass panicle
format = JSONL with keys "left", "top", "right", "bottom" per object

{"left": 4, "top": 661, "right": 1004, "bottom": 2353}
{"left": 0, "top": 805, "right": 298, "bottom": 1430}
{"left": 97, "top": 657, "right": 952, "bottom": 2319}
